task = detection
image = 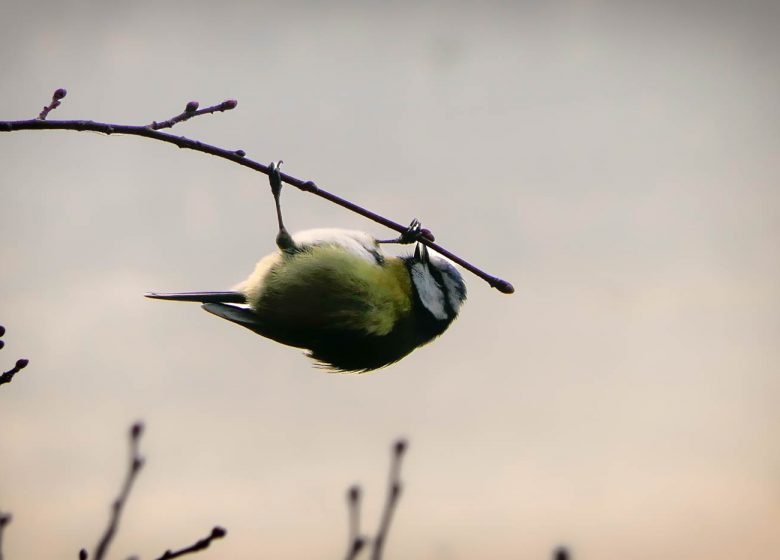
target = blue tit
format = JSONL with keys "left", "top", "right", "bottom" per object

{"left": 146, "top": 162, "right": 466, "bottom": 372}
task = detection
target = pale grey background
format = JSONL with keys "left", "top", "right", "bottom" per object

{"left": 1, "top": 1, "right": 779, "bottom": 559}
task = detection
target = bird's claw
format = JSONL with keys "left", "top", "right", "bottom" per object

{"left": 378, "top": 218, "right": 431, "bottom": 245}
{"left": 269, "top": 160, "right": 284, "bottom": 197}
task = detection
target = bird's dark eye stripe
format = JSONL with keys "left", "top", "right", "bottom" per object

{"left": 370, "top": 248, "right": 385, "bottom": 265}
{"left": 426, "top": 266, "right": 456, "bottom": 314}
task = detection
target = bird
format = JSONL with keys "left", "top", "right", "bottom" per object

{"left": 145, "top": 162, "right": 466, "bottom": 372}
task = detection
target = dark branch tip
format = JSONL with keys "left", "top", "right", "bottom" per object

{"left": 492, "top": 278, "right": 515, "bottom": 294}
{"left": 221, "top": 99, "right": 238, "bottom": 110}
{"left": 348, "top": 485, "right": 361, "bottom": 502}
{"left": 0, "top": 340, "right": 4, "bottom": 350}
{"left": 0, "top": 324, "right": 5, "bottom": 337}
{"left": 393, "top": 439, "right": 408, "bottom": 457}
{"left": 211, "top": 526, "right": 227, "bottom": 538}
{"left": 53, "top": 88, "right": 68, "bottom": 100}
{"left": 15, "top": 358, "right": 29, "bottom": 369}
{"left": 185, "top": 101, "right": 200, "bottom": 113}
{"left": 131, "top": 422, "right": 144, "bottom": 440}
{"left": 352, "top": 537, "right": 366, "bottom": 553}
{"left": 79, "top": 548, "right": 88, "bottom": 560}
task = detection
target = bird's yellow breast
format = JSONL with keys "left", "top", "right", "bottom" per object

{"left": 237, "top": 245, "right": 412, "bottom": 336}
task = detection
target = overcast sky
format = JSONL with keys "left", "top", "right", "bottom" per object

{"left": 1, "top": 1, "right": 779, "bottom": 559}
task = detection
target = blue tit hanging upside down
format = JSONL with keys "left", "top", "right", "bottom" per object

{"left": 145, "top": 162, "right": 466, "bottom": 372}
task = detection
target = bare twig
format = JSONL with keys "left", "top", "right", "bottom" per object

{"left": 149, "top": 99, "right": 238, "bottom": 130}
{"left": 38, "top": 88, "right": 67, "bottom": 120}
{"left": 154, "top": 526, "right": 227, "bottom": 560}
{"left": 344, "top": 486, "right": 365, "bottom": 560}
{"left": 1, "top": 89, "right": 514, "bottom": 294}
{"left": 0, "top": 512, "right": 12, "bottom": 560}
{"left": 371, "top": 439, "right": 408, "bottom": 560}
{"left": 0, "top": 359, "right": 29, "bottom": 387}
{"left": 91, "top": 422, "right": 145, "bottom": 560}
{"left": 0, "top": 325, "right": 29, "bottom": 388}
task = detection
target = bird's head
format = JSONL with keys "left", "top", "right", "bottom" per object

{"left": 406, "top": 243, "right": 467, "bottom": 327}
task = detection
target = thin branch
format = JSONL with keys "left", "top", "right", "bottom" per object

{"left": 344, "top": 486, "right": 365, "bottom": 560}
{"left": 154, "top": 526, "right": 227, "bottom": 560}
{"left": 92, "top": 422, "right": 145, "bottom": 560}
{"left": 0, "top": 359, "right": 29, "bottom": 387}
{"left": 371, "top": 439, "right": 408, "bottom": 560}
{"left": 1, "top": 89, "right": 514, "bottom": 294}
{"left": 0, "top": 512, "right": 11, "bottom": 560}
{"left": 0, "top": 325, "right": 29, "bottom": 388}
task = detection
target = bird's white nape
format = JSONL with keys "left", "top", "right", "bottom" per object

{"left": 292, "top": 228, "right": 382, "bottom": 263}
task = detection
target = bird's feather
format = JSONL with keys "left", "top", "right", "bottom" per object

{"left": 241, "top": 244, "right": 413, "bottom": 337}
{"left": 145, "top": 291, "right": 246, "bottom": 304}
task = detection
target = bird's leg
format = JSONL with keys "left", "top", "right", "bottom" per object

{"left": 377, "top": 219, "right": 429, "bottom": 245}
{"left": 268, "top": 161, "right": 296, "bottom": 252}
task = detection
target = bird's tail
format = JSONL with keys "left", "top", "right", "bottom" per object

{"left": 145, "top": 291, "right": 247, "bottom": 304}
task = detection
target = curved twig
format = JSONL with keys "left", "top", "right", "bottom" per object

{"left": 155, "top": 526, "right": 227, "bottom": 560}
{"left": 92, "top": 423, "right": 145, "bottom": 560}
{"left": 1, "top": 89, "right": 514, "bottom": 294}
{"left": 371, "top": 439, "right": 407, "bottom": 560}
{"left": 344, "top": 486, "right": 365, "bottom": 560}
{"left": 0, "top": 325, "right": 29, "bottom": 388}
{"left": 0, "top": 512, "right": 11, "bottom": 560}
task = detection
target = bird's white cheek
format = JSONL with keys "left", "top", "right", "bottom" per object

{"left": 411, "top": 265, "right": 448, "bottom": 320}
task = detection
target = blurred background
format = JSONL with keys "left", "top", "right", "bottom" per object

{"left": 1, "top": 1, "right": 778, "bottom": 559}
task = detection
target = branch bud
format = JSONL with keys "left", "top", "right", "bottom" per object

{"left": 53, "top": 88, "right": 67, "bottom": 100}
{"left": 185, "top": 101, "right": 200, "bottom": 113}
{"left": 348, "top": 485, "right": 361, "bottom": 503}
{"left": 221, "top": 99, "right": 238, "bottom": 110}
{"left": 211, "top": 526, "right": 227, "bottom": 538}
{"left": 131, "top": 422, "right": 144, "bottom": 440}
{"left": 15, "top": 358, "right": 29, "bottom": 370}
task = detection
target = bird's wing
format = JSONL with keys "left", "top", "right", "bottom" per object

{"left": 202, "top": 302, "right": 309, "bottom": 349}
{"left": 250, "top": 246, "right": 413, "bottom": 337}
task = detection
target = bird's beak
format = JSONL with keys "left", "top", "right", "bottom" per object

{"left": 414, "top": 243, "right": 430, "bottom": 265}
